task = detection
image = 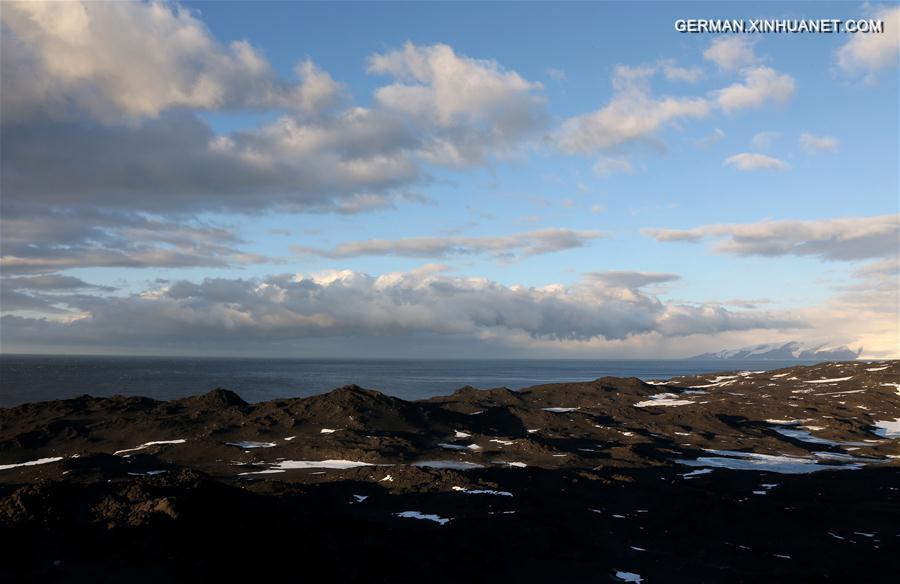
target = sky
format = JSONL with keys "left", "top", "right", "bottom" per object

{"left": 0, "top": 1, "right": 898, "bottom": 358}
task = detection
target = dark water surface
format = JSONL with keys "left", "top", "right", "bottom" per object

{"left": 0, "top": 354, "right": 820, "bottom": 407}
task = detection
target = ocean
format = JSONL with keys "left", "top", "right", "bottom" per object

{"left": 0, "top": 354, "right": 822, "bottom": 408}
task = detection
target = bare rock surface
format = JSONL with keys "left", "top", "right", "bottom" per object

{"left": 1, "top": 361, "right": 898, "bottom": 582}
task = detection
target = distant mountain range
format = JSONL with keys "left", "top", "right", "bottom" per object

{"left": 690, "top": 341, "right": 861, "bottom": 361}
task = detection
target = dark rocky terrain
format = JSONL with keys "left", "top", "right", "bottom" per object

{"left": 1, "top": 360, "right": 898, "bottom": 583}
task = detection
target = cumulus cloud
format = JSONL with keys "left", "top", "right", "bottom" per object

{"left": 1, "top": 1, "right": 550, "bottom": 272}
{"left": 713, "top": 67, "right": 796, "bottom": 113}
{"left": 367, "top": 42, "right": 547, "bottom": 166}
{"left": 703, "top": 37, "right": 758, "bottom": 72}
{"left": 0, "top": 269, "right": 801, "bottom": 351}
{"left": 292, "top": 229, "right": 604, "bottom": 260}
{"left": 799, "top": 132, "right": 839, "bottom": 153}
{"left": 642, "top": 214, "right": 899, "bottom": 261}
{"left": 661, "top": 62, "right": 704, "bottom": 83}
{"left": 556, "top": 65, "right": 711, "bottom": 153}
{"left": 835, "top": 6, "right": 900, "bottom": 80}
{"left": 0, "top": 1, "right": 341, "bottom": 123}
{"left": 723, "top": 152, "right": 790, "bottom": 171}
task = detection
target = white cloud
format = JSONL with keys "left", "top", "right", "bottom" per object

{"left": 703, "top": 37, "right": 757, "bottom": 72}
{"left": 368, "top": 42, "right": 546, "bottom": 166}
{"left": 799, "top": 132, "right": 839, "bottom": 153}
{"left": 749, "top": 131, "right": 780, "bottom": 150}
{"left": 723, "top": 152, "right": 790, "bottom": 171}
{"left": 557, "top": 65, "right": 711, "bottom": 153}
{"left": 662, "top": 62, "right": 704, "bottom": 83}
{"left": 642, "top": 214, "right": 899, "bottom": 261}
{"left": 835, "top": 6, "right": 900, "bottom": 79}
{"left": 593, "top": 156, "right": 634, "bottom": 177}
{"left": 0, "top": 1, "right": 340, "bottom": 122}
{"left": 292, "top": 229, "right": 604, "bottom": 260}
{"left": 714, "top": 67, "right": 796, "bottom": 113}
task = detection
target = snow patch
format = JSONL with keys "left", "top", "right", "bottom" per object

{"left": 872, "top": 418, "right": 900, "bottom": 439}
{"left": 413, "top": 460, "right": 485, "bottom": 470}
{"left": 224, "top": 441, "right": 276, "bottom": 449}
{"left": 634, "top": 393, "right": 694, "bottom": 408}
{"left": 0, "top": 456, "right": 65, "bottom": 471}
{"left": 615, "top": 571, "right": 643, "bottom": 583}
{"left": 803, "top": 376, "right": 853, "bottom": 384}
{"left": 114, "top": 439, "right": 187, "bottom": 456}
{"left": 676, "top": 450, "right": 869, "bottom": 474}
{"left": 395, "top": 511, "right": 450, "bottom": 525}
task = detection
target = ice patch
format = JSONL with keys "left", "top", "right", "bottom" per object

{"left": 527, "top": 428, "right": 540, "bottom": 433}
{"left": 224, "top": 441, "right": 276, "bottom": 449}
{"left": 114, "top": 439, "right": 187, "bottom": 456}
{"left": 395, "top": 511, "right": 450, "bottom": 525}
{"left": 543, "top": 407, "right": 579, "bottom": 413}
{"left": 815, "top": 389, "right": 865, "bottom": 396}
{"left": 245, "top": 459, "right": 375, "bottom": 473}
{"left": 284, "top": 436, "right": 296, "bottom": 441}
{"left": 634, "top": 393, "right": 694, "bottom": 408}
{"left": 615, "top": 571, "right": 642, "bottom": 583}
{"left": 866, "top": 366, "right": 889, "bottom": 372}
{"left": 238, "top": 469, "right": 286, "bottom": 476}
{"left": 380, "top": 474, "right": 394, "bottom": 482}
{"left": 504, "top": 461, "right": 527, "bottom": 468}
{"left": 682, "top": 468, "right": 714, "bottom": 479}
{"left": 0, "top": 456, "right": 65, "bottom": 471}
{"left": 413, "top": 460, "right": 485, "bottom": 470}
{"left": 880, "top": 382, "right": 900, "bottom": 396}
{"left": 437, "top": 443, "right": 480, "bottom": 451}
{"left": 803, "top": 376, "right": 853, "bottom": 384}
{"left": 454, "top": 430, "right": 471, "bottom": 438}
{"left": 489, "top": 439, "right": 515, "bottom": 446}
{"left": 353, "top": 495, "right": 368, "bottom": 503}
{"left": 773, "top": 427, "right": 869, "bottom": 447}
{"left": 320, "top": 428, "right": 337, "bottom": 434}
{"left": 127, "top": 470, "right": 166, "bottom": 476}
{"left": 676, "top": 450, "right": 869, "bottom": 474}
{"left": 872, "top": 418, "right": 900, "bottom": 439}
{"left": 453, "top": 487, "right": 513, "bottom": 497}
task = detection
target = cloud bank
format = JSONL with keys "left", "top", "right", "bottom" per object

{"left": 0, "top": 268, "right": 802, "bottom": 353}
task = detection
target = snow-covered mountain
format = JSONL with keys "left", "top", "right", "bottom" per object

{"left": 690, "top": 341, "right": 861, "bottom": 361}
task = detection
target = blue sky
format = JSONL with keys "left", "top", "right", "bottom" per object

{"left": 1, "top": 1, "right": 897, "bottom": 357}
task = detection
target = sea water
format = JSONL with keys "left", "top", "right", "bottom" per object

{"left": 0, "top": 354, "right": 820, "bottom": 407}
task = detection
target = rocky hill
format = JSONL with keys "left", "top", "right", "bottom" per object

{"left": 0, "top": 361, "right": 897, "bottom": 582}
